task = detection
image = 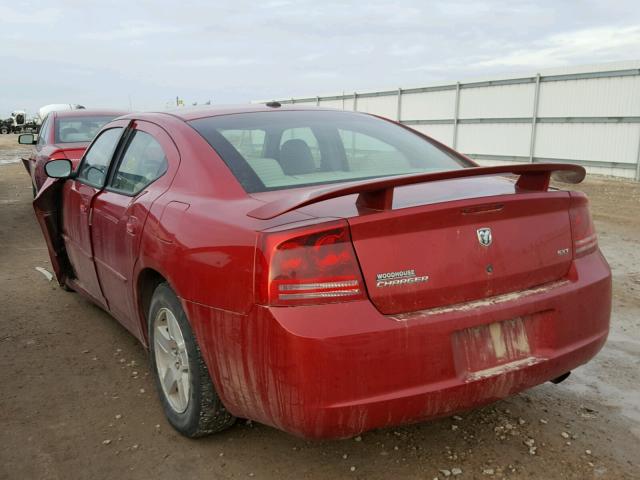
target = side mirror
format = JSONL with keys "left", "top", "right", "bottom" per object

{"left": 45, "top": 159, "right": 73, "bottom": 179}
{"left": 18, "top": 133, "right": 36, "bottom": 145}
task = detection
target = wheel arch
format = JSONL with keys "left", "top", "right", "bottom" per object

{"left": 136, "top": 267, "right": 169, "bottom": 347}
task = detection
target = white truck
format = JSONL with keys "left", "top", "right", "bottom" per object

{"left": 0, "top": 110, "right": 34, "bottom": 134}
{"left": 0, "top": 104, "right": 85, "bottom": 134}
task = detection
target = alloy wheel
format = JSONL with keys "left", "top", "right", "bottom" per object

{"left": 153, "top": 307, "right": 191, "bottom": 413}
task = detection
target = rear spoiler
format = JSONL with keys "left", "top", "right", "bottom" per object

{"left": 247, "top": 163, "right": 586, "bottom": 220}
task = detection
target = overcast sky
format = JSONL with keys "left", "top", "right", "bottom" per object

{"left": 1, "top": 0, "right": 639, "bottom": 117}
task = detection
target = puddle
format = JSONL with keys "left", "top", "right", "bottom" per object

{"left": 564, "top": 338, "right": 640, "bottom": 438}
{"left": 0, "top": 149, "right": 29, "bottom": 165}
{"left": 0, "top": 140, "right": 32, "bottom": 166}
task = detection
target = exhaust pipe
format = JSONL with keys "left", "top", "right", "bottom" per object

{"left": 551, "top": 371, "right": 571, "bottom": 384}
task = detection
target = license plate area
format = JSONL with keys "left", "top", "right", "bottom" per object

{"left": 452, "top": 316, "right": 539, "bottom": 380}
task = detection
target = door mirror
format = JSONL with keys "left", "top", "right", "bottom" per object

{"left": 18, "top": 133, "right": 36, "bottom": 145}
{"left": 45, "top": 159, "right": 73, "bottom": 179}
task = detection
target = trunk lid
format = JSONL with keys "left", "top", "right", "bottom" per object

{"left": 51, "top": 143, "right": 89, "bottom": 168}
{"left": 347, "top": 189, "right": 573, "bottom": 314}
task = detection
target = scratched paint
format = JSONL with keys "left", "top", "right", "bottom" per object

{"left": 391, "top": 280, "right": 569, "bottom": 321}
{"left": 467, "top": 356, "right": 544, "bottom": 381}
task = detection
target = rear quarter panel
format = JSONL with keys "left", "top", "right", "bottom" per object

{"left": 134, "top": 117, "right": 275, "bottom": 323}
{"left": 136, "top": 115, "right": 319, "bottom": 311}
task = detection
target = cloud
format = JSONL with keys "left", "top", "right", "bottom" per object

{"left": 300, "top": 70, "right": 340, "bottom": 79}
{"left": 347, "top": 45, "right": 375, "bottom": 56}
{"left": 389, "top": 44, "right": 425, "bottom": 58}
{"left": 472, "top": 25, "right": 640, "bottom": 68}
{"left": 79, "top": 20, "right": 181, "bottom": 40}
{"left": 261, "top": 0, "right": 294, "bottom": 8}
{"left": 168, "top": 57, "right": 259, "bottom": 68}
{"left": 2, "top": 0, "right": 640, "bottom": 115}
{"left": 300, "top": 52, "right": 325, "bottom": 62}
{"left": 0, "top": 6, "right": 61, "bottom": 24}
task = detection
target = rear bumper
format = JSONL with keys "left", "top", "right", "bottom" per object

{"left": 188, "top": 251, "right": 611, "bottom": 439}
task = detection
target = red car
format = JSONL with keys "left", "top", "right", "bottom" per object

{"left": 19, "top": 109, "right": 128, "bottom": 194}
{"left": 34, "top": 105, "right": 611, "bottom": 439}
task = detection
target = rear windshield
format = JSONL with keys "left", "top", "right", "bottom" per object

{"left": 55, "top": 116, "right": 120, "bottom": 144}
{"left": 189, "top": 110, "right": 468, "bottom": 193}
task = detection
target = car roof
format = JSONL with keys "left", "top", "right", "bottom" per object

{"left": 127, "top": 104, "right": 341, "bottom": 123}
{"left": 53, "top": 109, "right": 130, "bottom": 118}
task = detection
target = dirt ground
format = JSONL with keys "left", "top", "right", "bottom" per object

{"left": 1, "top": 133, "right": 639, "bottom": 480}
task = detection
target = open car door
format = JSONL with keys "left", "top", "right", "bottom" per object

{"left": 33, "top": 176, "right": 73, "bottom": 286}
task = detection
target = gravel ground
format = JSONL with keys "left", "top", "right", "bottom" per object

{"left": 1, "top": 133, "right": 639, "bottom": 479}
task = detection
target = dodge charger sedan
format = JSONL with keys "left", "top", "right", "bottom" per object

{"left": 19, "top": 109, "right": 127, "bottom": 194}
{"left": 34, "top": 104, "right": 611, "bottom": 439}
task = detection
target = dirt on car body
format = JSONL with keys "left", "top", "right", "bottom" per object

{"left": 0, "top": 134, "right": 638, "bottom": 479}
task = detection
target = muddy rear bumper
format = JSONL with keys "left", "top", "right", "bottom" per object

{"left": 190, "top": 251, "right": 611, "bottom": 439}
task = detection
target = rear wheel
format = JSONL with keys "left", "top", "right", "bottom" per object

{"left": 148, "top": 282, "right": 235, "bottom": 437}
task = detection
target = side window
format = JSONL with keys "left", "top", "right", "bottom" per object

{"left": 77, "top": 128, "right": 123, "bottom": 187}
{"left": 220, "top": 129, "right": 266, "bottom": 159}
{"left": 338, "top": 129, "right": 410, "bottom": 172}
{"left": 109, "top": 131, "right": 168, "bottom": 196}
{"left": 37, "top": 115, "right": 51, "bottom": 146}
{"left": 279, "top": 127, "right": 321, "bottom": 168}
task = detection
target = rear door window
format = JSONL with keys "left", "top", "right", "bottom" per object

{"left": 76, "top": 128, "right": 124, "bottom": 187}
{"left": 108, "top": 130, "right": 168, "bottom": 196}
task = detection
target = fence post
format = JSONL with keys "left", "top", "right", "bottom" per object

{"left": 636, "top": 125, "right": 640, "bottom": 181}
{"left": 316, "top": 96, "right": 320, "bottom": 107}
{"left": 353, "top": 92, "right": 358, "bottom": 111}
{"left": 528, "top": 73, "right": 541, "bottom": 163}
{"left": 452, "top": 82, "right": 461, "bottom": 148}
{"left": 396, "top": 87, "right": 403, "bottom": 121}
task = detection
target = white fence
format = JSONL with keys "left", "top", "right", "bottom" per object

{"left": 262, "top": 61, "right": 640, "bottom": 181}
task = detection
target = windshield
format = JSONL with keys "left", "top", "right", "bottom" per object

{"left": 55, "top": 115, "right": 120, "bottom": 144}
{"left": 189, "top": 110, "right": 469, "bottom": 193}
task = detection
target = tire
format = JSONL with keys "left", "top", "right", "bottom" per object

{"left": 148, "top": 282, "right": 235, "bottom": 437}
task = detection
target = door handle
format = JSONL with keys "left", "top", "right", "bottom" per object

{"left": 126, "top": 216, "right": 140, "bottom": 235}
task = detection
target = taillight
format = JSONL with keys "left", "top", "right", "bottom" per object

{"left": 257, "top": 220, "right": 366, "bottom": 306}
{"left": 569, "top": 192, "right": 597, "bottom": 258}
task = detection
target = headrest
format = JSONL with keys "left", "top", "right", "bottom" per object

{"left": 279, "top": 139, "right": 315, "bottom": 175}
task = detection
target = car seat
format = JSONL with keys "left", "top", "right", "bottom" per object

{"left": 279, "top": 139, "right": 316, "bottom": 175}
